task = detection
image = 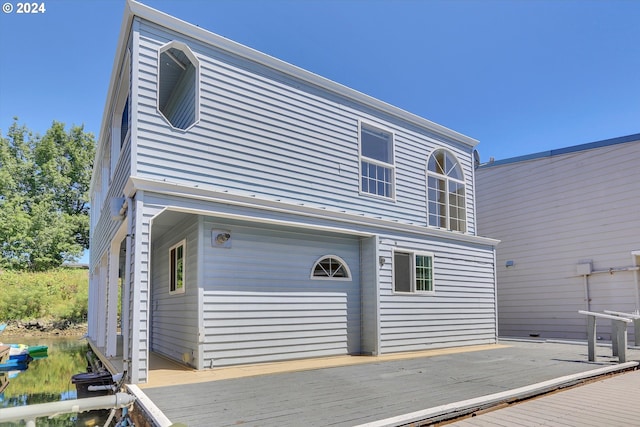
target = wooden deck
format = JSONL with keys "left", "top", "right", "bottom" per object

{"left": 137, "top": 340, "right": 640, "bottom": 426}
{"left": 446, "top": 369, "right": 640, "bottom": 426}
{"left": 0, "top": 345, "right": 9, "bottom": 364}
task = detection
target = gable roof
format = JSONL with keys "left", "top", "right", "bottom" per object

{"left": 479, "top": 133, "right": 640, "bottom": 168}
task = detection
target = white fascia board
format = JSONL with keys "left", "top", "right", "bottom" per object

{"left": 150, "top": 206, "right": 375, "bottom": 239}
{"left": 125, "top": 176, "right": 500, "bottom": 247}
{"left": 125, "top": 0, "right": 478, "bottom": 148}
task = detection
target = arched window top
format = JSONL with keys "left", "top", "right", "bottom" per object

{"left": 428, "top": 149, "right": 463, "bottom": 181}
{"left": 427, "top": 148, "right": 467, "bottom": 233}
{"left": 311, "top": 255, "right": 352, "bottom": 281}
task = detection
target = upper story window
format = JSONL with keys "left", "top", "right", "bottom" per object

{"left": 360, "top": 123, "right": 394, "bottom": 199}
{"left": 120, "top": 96, "right": 129, "bottom": 149}
{"left": 158, "top": 41, "right": 200, "bottom": 130}
{"left": 311, "top": 255, "right": 352, "bottom": 280}
{"left": 427, "top": 149, "right": 467, "bottom": 232}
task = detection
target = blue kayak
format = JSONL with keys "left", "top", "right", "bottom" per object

{"left": 9, "top": 352, "right": 30, "bottom": 363}
{"left": 0, "top": 357, "right": 30, "bottom": 371}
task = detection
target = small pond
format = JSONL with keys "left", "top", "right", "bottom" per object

{"left": 1, "top": 336, "right": 110, "bottom": 426}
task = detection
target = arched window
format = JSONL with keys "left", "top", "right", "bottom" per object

{"left": 427, "top": 149, "right": 467, "bottom": 232}
{"left": 311, "top": 255, "right": 352, "bottom": 280}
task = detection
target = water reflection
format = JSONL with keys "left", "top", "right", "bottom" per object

{"left": 0, "top": 336, "right": 108, "bottom": 426}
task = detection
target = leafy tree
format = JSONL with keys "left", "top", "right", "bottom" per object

{"left": 0, "top": 119, "right": 95, "bottom": 271}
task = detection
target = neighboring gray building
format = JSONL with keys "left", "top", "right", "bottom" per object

{"left": 88, "top": 0, "right": 498, "bottom": 384}
{"left": 476, "top": 134, "right": 640, "bottom": 342}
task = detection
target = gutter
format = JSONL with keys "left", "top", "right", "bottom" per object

{"left": 126, "top": 176, "right": 500, "bottom": 247}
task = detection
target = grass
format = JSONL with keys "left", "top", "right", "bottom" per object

{"left": 0, "top": 268, "right": 88, "bottom": 323}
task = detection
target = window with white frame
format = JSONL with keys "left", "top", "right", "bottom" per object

{"left": 360, "top": 123, "right": 394, "bottom": 198}
{"left": 311, "top": 255, "right": 352, "bottom": 280}
{"left": 158, "top": 41, "right": 200, "bottom": 130}
{"left": 393, "top": 251, "right": 434, "bottom": 293}
{"left": 169, "top": 240, "right": 186, "bottom": 294}
{"left": 120, "top": 96, "right": 130, "bottom": 149}
{"left": 427, "top": 149, "right": 467, "bottom": 232}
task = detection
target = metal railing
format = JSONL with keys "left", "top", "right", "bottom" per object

{"left": 604, "top": 310, "right": 640, "bottom": 346}
{"left": 0, "top": 392, "right": 136, "bottom": 427}
{"left": 578, "top": 310, "right": 632, "bottom": 363}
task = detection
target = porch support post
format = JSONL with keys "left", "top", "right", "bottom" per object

{"left": 106, "top": 246, "right": 119, "bottom": 358}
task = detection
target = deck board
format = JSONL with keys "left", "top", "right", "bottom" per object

{"left": 447, "top": 369, "right": 640, "bottom": 427}
{"left": 139, "top": 340, "right": 640, "bottom": 426}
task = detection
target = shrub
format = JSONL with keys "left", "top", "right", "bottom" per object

{"left": 0, "top": 268, "right": 88, "bottom": 322}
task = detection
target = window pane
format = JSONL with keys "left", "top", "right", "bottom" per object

{"left": 120, "top": 97, "right": 129, "bottom": 148}
{"left": 394, "top": 252, "right": 411, "bottom": 292}
{"left": 428, "top": 150, "right": 446, "bottom": 175}
{"left": 415, "top": 255, "right": 433, "bottom": 292}
{"left": 176, "top": 257, "right": 184, "bottom": 290}
{"left": 170, "top": 243, "right": 185, "bottom": 293}
{"left": 361, "top": 127, "right": 392, "bottom": 163}
{"left": 448, "top": 181, "right": 466, "bottom": 232}
{"left": 362, "top": 160, "right": 392, "bottom": 197}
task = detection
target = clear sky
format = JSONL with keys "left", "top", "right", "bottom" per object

{"left": 1, "top": 0, "right": 638, "bottom": 163}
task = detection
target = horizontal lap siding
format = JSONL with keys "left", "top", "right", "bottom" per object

{"left": 150, "top": 215, "right": 199, "bottom": 366}
{"left": 476, "top": 140, "right": 640, "bottom": 340}
{"left": 201, "top": 220, "right": 360, "bottom": 367}
{"left": 91, "top": 140, "right": 131, "bottom": 263}
{"left": 134, "top": 21, "right": 478, "bottom": 232}
{"left": 378, "top": 236, "right": 496, "bottom": 353}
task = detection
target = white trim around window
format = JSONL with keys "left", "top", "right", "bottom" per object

{"left": 169, "top": 239, "right": 186, "bottom": 295}
{"left": 310, "top": 255, "right": 353, "bottom": 281}
{"left": 358, "top": 121, "right": 396, "bottom": 200}
{"left": 392, "top": 249, "right": 435, "bottom": 294}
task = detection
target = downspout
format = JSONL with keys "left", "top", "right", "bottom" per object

{"left": 633, "top": 252, "right": 640, "bottom": 314}
{"left": 493, "top": 246, "right": 499, "bottom": 343}
{"left": 122, "top": 197, "right": 133, "bottom": 377}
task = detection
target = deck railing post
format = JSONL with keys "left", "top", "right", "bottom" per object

{"left": 612, "top": 319, "right": 618, "bottom": 357}
{"left": 603, "top": 310, "right": 640, "bottom": 346}
{"left": 614, "top": 320, "right": 628, "bottom": 363}
{"left": 579, "top": 310, "right": 631, "bottom": 363}
{"left": 586, "top": 314, "right": 596, "bottom": 362}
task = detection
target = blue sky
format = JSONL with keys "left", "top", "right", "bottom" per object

{"left": 1, "top": 0, "right": 638, "bottom": 162}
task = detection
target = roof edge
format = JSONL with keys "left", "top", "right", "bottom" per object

{"left": 124, "top": 0, "right": 478, "bottom": 147}
{"left": 479, "top": 133, "right": 640, "bottom": 168}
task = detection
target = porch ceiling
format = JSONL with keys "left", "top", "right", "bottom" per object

{"left": 150, "top": 210, "right": 195, "bottom": 239}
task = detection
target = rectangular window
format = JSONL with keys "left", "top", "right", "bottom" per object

{"left": 393, "top": 251, "right": 434, "bottom": 293}
{"left": 170, "top": 240, "right": 186, "bottom": 294}
{"left": 360, "top": 123, "right": 394, "bottom": 199}
{"left": 120, "top": 96, "right": 130, "bottom": 149}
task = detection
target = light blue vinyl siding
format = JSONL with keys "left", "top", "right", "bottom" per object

{"left": 134, "top": 20, "right": 477, "bottom": 235}
{"left": 150, "top": 215, "right": 200, "bottom": 366}
{"left": 378, "top": 235, "right": 496, "bottom": 352}
{"left": 200, "top": 220, "right": 361, "bottom": 367}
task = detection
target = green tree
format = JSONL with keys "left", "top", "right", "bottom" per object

{"left": 0, "top": 119, "right": 95, "bottom": 270}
